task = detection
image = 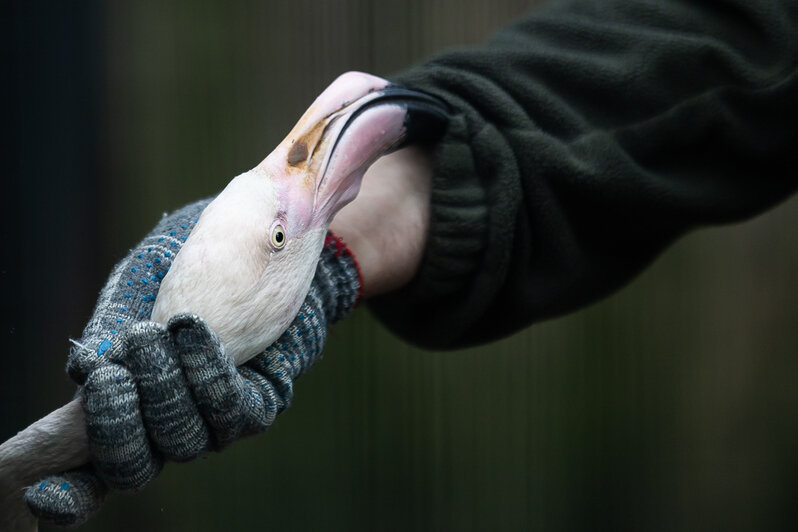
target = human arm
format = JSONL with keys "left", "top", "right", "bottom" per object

{"left": 360, "top": 0, "right": 798, "bottom": 348}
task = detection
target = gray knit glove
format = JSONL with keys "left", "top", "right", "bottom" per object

{"left": 23, "top": 200, "right": 360, "bottom": 527}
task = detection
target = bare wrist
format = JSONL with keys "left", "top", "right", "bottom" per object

{"left": 329, "top": 146, "right": 433, "bottom": 299}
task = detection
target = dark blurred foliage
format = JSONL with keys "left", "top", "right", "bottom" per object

{"left": 3, "top": 1, "right": 798, "bottom": 530}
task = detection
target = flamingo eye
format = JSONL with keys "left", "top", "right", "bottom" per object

{"left": 271, "top": 224, "right": 286, "bottom": 250}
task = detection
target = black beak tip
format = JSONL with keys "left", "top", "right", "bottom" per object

{"left": 378, "top": 85, "right": 451, "bottom": 148}
{"left": 337, "top": 85, "right": 450, "bottom": 152}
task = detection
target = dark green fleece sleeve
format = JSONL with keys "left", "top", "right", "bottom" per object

{"left": 370, "top": 0, "right": 798, "bottom": 349}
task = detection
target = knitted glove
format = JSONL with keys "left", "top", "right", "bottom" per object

{"left": 23, "top": 199, "right": 360, "bottom": 527}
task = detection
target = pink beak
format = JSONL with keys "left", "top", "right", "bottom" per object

{"left": 256, "top": 72, "right": 448, "bottom": 238}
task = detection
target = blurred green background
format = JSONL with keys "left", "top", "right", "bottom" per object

{"left": 4, "top": 1, "right": 798, "bottom": 530}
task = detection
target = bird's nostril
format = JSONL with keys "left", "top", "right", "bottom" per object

{"left": 287, "top": 141, "right": 308, "bottom": 166}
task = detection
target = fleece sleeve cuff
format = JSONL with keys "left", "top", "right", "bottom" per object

{"left": 367, "top": 71, "right": 524, "bottom": 349}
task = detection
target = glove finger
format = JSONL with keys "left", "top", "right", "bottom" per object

{"left": 118, "top": 321, "right": 210, "bottom": 461}
{"left": 167, "top": 313, "right": 257, "bottom": 448}
{"left": 239, "top": 291, "right": 330, "bottom": 429}
{"left": 239, "top": 290, "right": 334, "bottom": 432}
{"left": 66, "top": 341, "right": 102, "bottom": 386}
{"left": 83, "top": 364, "right": 161, "bottom": 491}
{"left": 24, "top": 467, "right": 107, "bottom": 528}
{"left": 241, "top": 287, "right": 328, "bottom": 410}
{"left": 270, "top": 286, "right": 329, "bottom": 377}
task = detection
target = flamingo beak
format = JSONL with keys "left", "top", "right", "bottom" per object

{"left": 256, "top": 71, "right": 449, "bottom": 237}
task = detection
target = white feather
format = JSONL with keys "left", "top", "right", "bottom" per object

{"left": 151, "top": 169, "right": 327, "bottom": 365}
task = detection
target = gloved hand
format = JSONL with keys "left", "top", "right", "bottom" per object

{"left": 21, "top": 71, "right": 448, "bottom": 527}
{"left": 23, "top": 199, "right": 360, "bottom": 527}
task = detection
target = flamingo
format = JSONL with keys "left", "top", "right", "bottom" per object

{"left": 0, "top": 72, "right": 448, "bottom": 531}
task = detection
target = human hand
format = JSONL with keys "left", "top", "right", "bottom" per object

{"left": 330, "top": 145, "right": 434, "bottom": 299}
{"left": 24, "top": 230, "right": 360, "bottom": 527}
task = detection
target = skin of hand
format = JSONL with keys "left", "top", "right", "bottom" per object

{"left": 330, "top": 146, "right": 434, "bottom": 298}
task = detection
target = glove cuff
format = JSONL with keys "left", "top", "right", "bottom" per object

{"left": 317, "top": 231, "right": 362, "bottom": 323}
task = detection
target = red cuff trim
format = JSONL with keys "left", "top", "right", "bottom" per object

{"left": 326, "top": 230, "right": 364, "bottom": 305}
